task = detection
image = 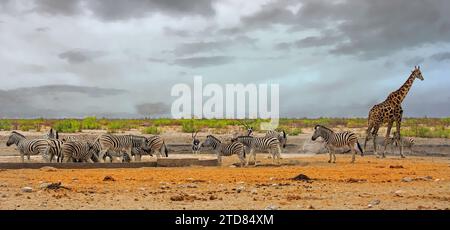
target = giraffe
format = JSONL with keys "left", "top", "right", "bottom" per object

{"left": 364, "top": 66, "right": 424, "bottom": 158}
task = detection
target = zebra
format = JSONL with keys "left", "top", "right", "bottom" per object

{"left": 231, "top": 135, "right": 281, "bottom": 166}
{"left": 201, "top": 135, "right": 246, "bottom": 167}
{"left": 94, "top": 134, "right": 150, "bottom": 163}
{"left": 311, "top": 125, "right": 363, "bottom": 163}
{"left": 44, "top": 138, "right": 65, "bottom": 162}
{"left": 191, "top": 131, "right": 201, "bottom": 154}
{"left": 376, "top": 131, "right": 415, "bottom": 157}
{"left": 265, "top": 130, "right": 287, "bottom": 148}
{"left": 6, "top": 131, "right": 48, "bottom": 162}
{"left": 134, "top": 135, "right": 168, "bottom": 161}
{"left": 59, "top": 140, "right": 94, "bottom": 163}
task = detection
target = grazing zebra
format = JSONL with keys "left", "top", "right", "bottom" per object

{"left": 231, "top": 136, "right": 281, "bottom": 166}
{"left": 94, "top": 134, "right": 150, "bottom": 163}
{"left": 311, "top": 125, "right": 363, "bottom": 163}
{"left": 192, "top": 131, "right": 201, "bottom": 154}
{"left": 135, "top": 135, "right": 168, "bottom": 161}
{"left": 265, "top": 130, "right": 287, "bottom": 148}
{"left": 201, "top": 135, "right": 246, "bottom": 167}
{"left": 6, "top": 131, "right": 48, "bottom": 162}
{"left": 58, "top": 140, "right": 94, "bottom": 163}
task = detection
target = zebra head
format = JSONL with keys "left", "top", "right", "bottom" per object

{"left": 6, "top": 131, "right": 25, "bottom": 146}
{"left": 201, "top": 135, "right": 220, "bottom": 149}
{"left": 311, "top": 125, "right": 323, "bottom": 141}
{"left": 280, "top": 130, "right": 287, "bottom": 148}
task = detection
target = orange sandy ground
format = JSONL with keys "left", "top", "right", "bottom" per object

{"left": 0, "top": 155, "right": 449, "bottom": 210}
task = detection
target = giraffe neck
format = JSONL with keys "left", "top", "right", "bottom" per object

{"left": 386, "top": 72, "right": 416, "bottom": 105}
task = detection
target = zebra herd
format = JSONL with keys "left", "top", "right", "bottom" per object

{"left": 5, "top": 123, "right": 414, "bottom": 165}
{"left": 6, "top": 129, "right": 168, "bottom": 163}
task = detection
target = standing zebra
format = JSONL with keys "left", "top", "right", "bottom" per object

{"left": 58, "top": 140, "right": 94, "bottom": 163}
{"left": 391, "top": 131, "right": 414, "bottom": 155}
{"left": 201, "top": 135, "right": 246, "bottom": 167}
{"left": 231, "top": 136, "right": 281, "bottom": 166}
{"left": 6, "top": 131, "right": 48, "bottom": 162}
{"left": 311, "top": 125, "right": 363, "bottom": 163}
{"left": 265, "top": 130, "right": 287, "bottom": 148}
{"left": 134, "top": 135, "right": 168, "bottom": 161}
{"left": 44, "top": 138, "right": 65, "bottom": 162}
{"left": 94, "top": 134, "right": 150, "bottom": 163}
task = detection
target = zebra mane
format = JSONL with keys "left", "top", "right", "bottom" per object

{"left": 315, "top": 125, "right": 334, "bottom": 133}
{"left": 207, "top": 135, "right": 221, "bottom": 143}
{"left": 11, "top": 131, "right": 26, "bottom": 138}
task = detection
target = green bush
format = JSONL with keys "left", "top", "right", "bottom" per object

{"left": 0, "top": 120, "right": 12, "bottom": 131}
{"left": 81, "top": 116, "right": 101, "bottom": 130}
{"left": 142, "top": 126, "right": 161, "bottom": 135}
{"left": 181, "top": 120, "right": 197, "bottom": 133}
{"left": 107, "top": 121, "right": 127, "bottom": 133}
{"left": 288, "top": 128, "right": 302, "bottom": 136}
{"left": 54, "top": 119, "right": 82, "bottom": 133}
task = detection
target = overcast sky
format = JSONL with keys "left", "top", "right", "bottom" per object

{"left": 0, "top": 0, "right": 449, "bottom": 118}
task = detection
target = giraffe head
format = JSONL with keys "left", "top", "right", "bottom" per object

{"left": 412, "top": 66, "right": 424, "bottom": 81}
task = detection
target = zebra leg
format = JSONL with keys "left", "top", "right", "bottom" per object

{"left": 217, "top": 153, "right": 222, "bottom": 165}
{"left": 238, "top": 150, "right": 245, "bottom": 167}
{"left": 246, "top": 149, "right": 254, "bottom": 166}
{"left": 98, "top": 149, "right": 107, "bottom": 163}
{"left": 20, "top": 152, "right": 25, "bottom": 163}
{"left": 276, "top": 145, "right": 282, "bottom": 165}
{"left": 326, "top": 146, "right": 332, "bottom": 163}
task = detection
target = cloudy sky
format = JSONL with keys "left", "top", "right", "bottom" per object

{"left": 0, "top": 0, "right": 449, "bottom": 118}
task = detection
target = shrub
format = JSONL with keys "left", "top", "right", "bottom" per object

{"left": 107, "top": 121, "right": 128, "bottom": 133}
{"left": 142, "top": 126, "right": 161, "bottom": 135}
{"left": 0, "top": 120, "right": 12, "bottom": 131}
{"left": 81, "top": 117, "right": 101, "bottom": 130}
{"left": 181, "top": 120, "right": 197, "bottom": 133}
{"left": 54, "top": 119, "right": 82, "bottom": 133}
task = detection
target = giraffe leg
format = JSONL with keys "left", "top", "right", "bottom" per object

{"left": 364, "top": 124, "right": 373, "bottom": 152}
{"left": 350, "top": 144, "right": 356, "bottom": 163}
{"left": 383, "top": 122, "right": 393, "bottom": 158}
{"left": 372, "top": 126, "right": 380, "bottom": 157}
{"left": 395, "top": 120, "right": 405, "bottom": 158}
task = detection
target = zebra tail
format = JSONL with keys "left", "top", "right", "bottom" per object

{"left": 357, "top": 141, "right": 364, "bottom": 156}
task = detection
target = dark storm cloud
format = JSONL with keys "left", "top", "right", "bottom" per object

{"left": 135, "top": 102, "right": 170, "bottom": 116}
{"left": 30, "top": 0, "right": 216, "bottom": 20}
{"left": 235, "top": 0, "right": 450, "bottom": 59}
{"left": 58, "top": 49, "right": 106, "bottom": 64}
{"left": 171, "top": 56, "right": 235, "bottom": 68}
{"left": 430, "top": 52, "right": 450, "bottom": 62}
{"left": 0, "top": 85, "right": 128, "bottom": 118}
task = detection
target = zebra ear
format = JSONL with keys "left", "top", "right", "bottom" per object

{"left": 314, "top": 125, "right": 319, "bottom": 130}
{"left": 55, "top": 131, "right": 59, "bottom": 140}
{"left": 283, "top": 130, "right": 286, "bottom": 138}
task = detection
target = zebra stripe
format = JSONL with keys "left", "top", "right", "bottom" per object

{"left": 44, "top": 139, "right": 65, "bottom": 162}
{"left": 95, "top": 134, "right": 148, "bottom": 163}
{"left": 61, "top": 140, "right": 93, "bottom": 163}
{"left": 311, "top": 125, "right": 363, "bottom": 163}
{"left": 201, "top": 135, "right": 246, "bottom": 166}
{"left": 231, "top": 135, "right": 281, "bottom": 165}
{"left": 6, "top": 131, "right": 48, "bottom": 162}
{"left": 265, "top": 130, "right": 287, "bottom": 148}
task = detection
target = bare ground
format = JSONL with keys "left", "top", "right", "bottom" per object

{"left": 0, "top": 155, "right": 449, "bottom": 210}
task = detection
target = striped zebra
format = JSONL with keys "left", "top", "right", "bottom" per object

{"left": 231, "top": 136, "right": 281, "bottom": 166}
{"left": 265, "top": 130, "right": 287, "bottom": 148}
{"left": 376, "top": 131, "right": 415, "bottom": 157}
{"left": 6, "top": 131, "right": 48, "bottom": 162}
{"left": 201, "top": 135, "right": 246, "bottom": 167}
{"left": 44, "top": 138, "right": 65, "bottom": 162}
{"left": 311, "top": 125, "right": 363, "bottom": 163}
{"left": 134, "top": 135, "right": 168, "bottom": 161}
{"left": 94, "top": 134, "right": 150, "bottom": 163}
{"left": 60, "top": 140, "right": 94, "bottom": 163}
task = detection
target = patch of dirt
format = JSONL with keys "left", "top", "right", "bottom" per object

{"left": 0, "top": 155, "right": 449, "bottom": 210}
